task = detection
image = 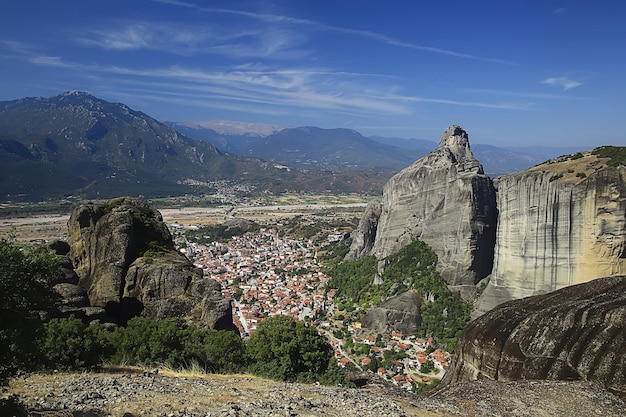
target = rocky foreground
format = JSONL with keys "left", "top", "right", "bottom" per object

{"left": 7, "top": 370, "right": 625, "bottom": 417}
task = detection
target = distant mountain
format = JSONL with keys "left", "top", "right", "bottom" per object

{"left": 164, "top": 121, "right": 260, "bottom": 155}
{"left": 245, "top": 127, "right": 417, "bottom": 170}
{"left": 366, "top": 136, "right": 588, "bottom": 177}
{"left": 172, "top": 120, "right": 285, "bottom": 137}
{"left": 367, "top": 135, "right": 437, "bottom": 155}
{"left": 173, "top": 124, "right": 418, "bottom": 171}
{"left": 173, "top": 120, "right": 586, "bottom": 177}
{"left": 0, "top": 92, "right": 294, "bottom": 201}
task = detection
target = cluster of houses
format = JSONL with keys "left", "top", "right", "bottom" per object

{"left": 187, "top": 227, "right": 450, "bottom": 387}
{"left": 321, "top": 324, "right": 449, "bottom": 390}
{"left": 188, "top": 228, "right": 336, "bottom": 335}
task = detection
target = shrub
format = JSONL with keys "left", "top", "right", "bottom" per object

{"left": 246, "top": 316, "right": 334, "bottom": 383}
{"left": 38, "top": 316, "right": 110, "bottom": 370}
{"left": 0, "top": 238, "right": 59, "bottom": 383}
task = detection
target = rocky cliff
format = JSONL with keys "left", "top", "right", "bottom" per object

{"left": 475, "top": 152, "right": 626, "bottom": 314}
{"left": 442, "top": 275, "right": 626, "bottom": 399}
{"left": 347, "top": 126, "right": 497, "bottom": 295}
{"left": 360, "top": 290, "right": 422, "bottom": 335}
{"left": 67, "top": 198, "right": 235, "bottom": 329}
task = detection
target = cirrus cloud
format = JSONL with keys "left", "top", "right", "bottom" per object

{"left": 542, "top": 77, "right": 582, "bottom": 91}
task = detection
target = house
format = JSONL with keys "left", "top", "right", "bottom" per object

{"left": 364, "top": 335, "right": 377, "bottom": 345}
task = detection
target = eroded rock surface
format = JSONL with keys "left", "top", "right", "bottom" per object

{"left": 361, "top": 290, "right": 422, "bottom": 335}
{"left": 476, "top": 157, "right": 626, "bottom": 314}
{"left": 443, "top": 275, "right": 626, "bottom": 399}
{"left": 67, "top": 198, "right": 235, "bottom": 329}
{"left": 349, "top": 126, "right": 497, "bottom": 294}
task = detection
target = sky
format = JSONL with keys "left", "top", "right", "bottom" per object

{"left": 1, "top": 0, "right": 625, "bottom": 147}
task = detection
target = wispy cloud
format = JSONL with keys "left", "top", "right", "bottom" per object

{"left": 541, "top": 77, "right": 582, "bottom": 90}
{"left": 30, "top": 55, "right": 79, "bottom": 68}
{"left": 143, "top": 1, "right": 515, "bottom": 65}
{"left": 461, "top": 87, "right": 581, "bottom": 100}
{"left": 76, "top": 21, "right": 310, "bottom": 59}
{"left": 207, "top": 7, "right": 516, "bottom": 65}
{"left": 387, "top": 94, "right": 535, "bottom": 110}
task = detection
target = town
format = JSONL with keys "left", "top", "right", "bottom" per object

{"left": 187, "top": 225, "right": 449, "bottom": 391}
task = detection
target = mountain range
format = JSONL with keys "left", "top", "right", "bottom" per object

{"left": 168, "top": 121, "right": 589, "bottom": 177}
{"left": 0, "top": 91, "right": 589, "bottom": 202}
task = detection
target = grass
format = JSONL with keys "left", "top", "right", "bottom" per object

{"left": 529, "top": 150, "right": 618, "bottom": 184}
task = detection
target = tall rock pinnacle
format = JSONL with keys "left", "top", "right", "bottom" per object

{"left": 346, "top": 126, "right": 497, "bottom": 297}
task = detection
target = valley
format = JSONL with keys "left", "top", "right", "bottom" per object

{"left": 0, "top": 194, "right": 371, "bottom": 242}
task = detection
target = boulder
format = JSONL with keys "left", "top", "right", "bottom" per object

{"left": 361, "top": 290, "right": 421, "bottom": 335}
{"left": 442, "top": 275, "right": 626, "bottom": 399}
{"left": 53, "top": 283, "right": 89, "bottom": 308}
{"left": 67, "top": 197, "right": 235, "bottom": 329}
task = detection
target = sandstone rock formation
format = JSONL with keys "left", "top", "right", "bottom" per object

{"left": 360, "top": 290, "right": 421, "bottom": 335}
{"left": 442, "top": 275, "right": 626, "bottom": 399}
{"left": 344, "top": 199, "right": 381, "bottom": 260}
{"left": 348, "top": 126, "right": 497, "bottom": 295}
{"left": 67, "top": 198, "right": 235, "bottom": 329}
{"left": 475, "top": 154, "right": 626, "bottom": 314}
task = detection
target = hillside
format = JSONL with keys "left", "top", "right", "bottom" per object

{"left": 0, "top": 92, "right": 293, "bottom": 201}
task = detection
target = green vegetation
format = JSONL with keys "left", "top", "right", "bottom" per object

{"left": 592, "top": 146, "right": 626, "bottom": 167}
{"left": 326, "top": 240, "right": 471, "bottom": 351}
{"left": 246, "top": 315, "right": 345, "bottom": 384}
{"left": 185, "top": 222, "right": 261, "bottom": 244}
{"left": 0, "top": 237, "right": 61, "bottom": 414}
{"left": 0, "top": 237, "right": 60, "bottom": 384}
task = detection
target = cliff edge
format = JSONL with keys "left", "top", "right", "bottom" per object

{"left": 347, "top": 125, "right": 497, "bottom": 296}
{"left": 475, "top": 151, "right": 626, "bottom": 315}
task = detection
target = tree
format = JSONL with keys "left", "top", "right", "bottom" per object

{"left": 182, "top": 326, "right": 247, "bottom": 373}
{"left": 0, "top": 238, "right": 60, "bottom": 415}
{"left": 38, "top": 316, "right": 110, "bottom": 370}
{"left": 0, "top": 237, "right": 60, "bottom": 383}
{"left": 246, "top": 315, "right": 334, "bottom": 382}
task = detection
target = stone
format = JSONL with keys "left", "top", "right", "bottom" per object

{"left": 360, "top": 290, "right": 421, "bottom": 335}
{"left": 53, "top": 283, "right": 89, "bottom": 308}
{"left": 442, "top": 275, "right": 626, "bottom": 400}
{"left": 67, "top": 197, "right": 235, "bottom": 329}
{"left": 348, "top": 126, "right": 497, "bottom": 295}
{"left": 475, "top": 156, "right": 626, "bottom": 315}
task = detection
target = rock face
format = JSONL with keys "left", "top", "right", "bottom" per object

{"left": 360, "top": 290, "right": 421, "bottom": 335}
{"left": 476, "top": 157, "right": 626, "bottom": 314}
{"left": 67, "top": 198, "right": 235, "bottom": 329}
{"left": 348, "top": 126, "right": 497, "bottom": 293}
{"left": 345, "top": 199, "right": 382, "bottom": 260}
{"left": 442, "top": 275, "right": 626, "bottom": 399}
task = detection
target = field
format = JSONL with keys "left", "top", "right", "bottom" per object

{"left": 0, "top": 194, "right": 371, "bottom": 242}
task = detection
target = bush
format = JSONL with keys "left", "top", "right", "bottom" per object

{"left": 107, "top": 316, "right": 245, "bottom": 374}
{"left": 182, "top": 326, "right": 247, "bottom": 373}
{"left": 38, "top": 316, "right": 110, "bottom": 370}
{"left": 246, "top": 315, "right": 335, "bottom": 383}
{"left": 108, "top": 317, "right": 187, "bottom": 367}
{"left": 0, "top": 237, "right": 59, "bottom": 383}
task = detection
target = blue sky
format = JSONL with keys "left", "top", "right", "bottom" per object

{"left": 1, "top": 0, "right": 625, "bottom": 147}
